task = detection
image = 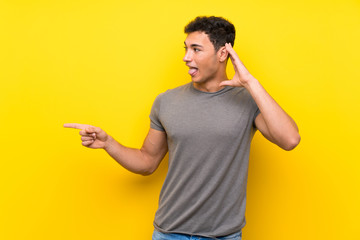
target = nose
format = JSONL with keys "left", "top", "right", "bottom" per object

{"left": 183, "top": 50, "right": 192, "bottom": 62}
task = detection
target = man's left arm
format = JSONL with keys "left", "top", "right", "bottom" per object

{"left": 220, "top": 43, "right": 300, "bottom": 151}
{"left": 246, "top": 79, "right": 300, "bottom": 150}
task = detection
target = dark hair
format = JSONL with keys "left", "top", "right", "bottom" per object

{"left": 184, "top": 16, "right": 235, "bottom": 51}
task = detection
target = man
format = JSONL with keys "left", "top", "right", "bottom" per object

{"left": 64, "top": 16, "right": 300, "bottom": 240}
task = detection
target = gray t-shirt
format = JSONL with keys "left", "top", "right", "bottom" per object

{"left": 150, "top": 82, "right": 260, "bottom": 238}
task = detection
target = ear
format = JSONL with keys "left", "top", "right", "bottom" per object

{"left": 218, "top": 46, "right": 228, "bottom": 62}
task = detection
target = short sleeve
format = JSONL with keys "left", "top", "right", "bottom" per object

{"left": 253, "top": 107, "right": 261, "bottom": 129}
{"left": 248, "top": 91, "right": 260, "bottom": 129}
{"left": 149, "top": 93, "right": 165, "bottom": 132}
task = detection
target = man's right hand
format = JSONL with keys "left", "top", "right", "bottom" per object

{"left": 63, "top": 123, "right": 109, "bottom": 149}
{"left": 64, "top": 123, "right": 168, "bottom": 175}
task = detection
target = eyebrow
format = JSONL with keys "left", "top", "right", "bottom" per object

{"left": 184, "top": 42, "right": 203, "bottom": 48}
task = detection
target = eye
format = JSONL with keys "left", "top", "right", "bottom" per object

{"left": 194, "top": 48, "right": 200, "bottom": 52}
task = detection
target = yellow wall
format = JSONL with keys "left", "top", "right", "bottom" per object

{"left": 1, "top": 0, "right": 359, "bottom": 239}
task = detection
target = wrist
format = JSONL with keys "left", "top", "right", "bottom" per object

{"left": 243, "top": 75, "right": 259, "bottom": 89}
{"left": 103, "top": 135, "right": 114, "bottom": 151}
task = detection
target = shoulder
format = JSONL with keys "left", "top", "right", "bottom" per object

{"left": 226, "top": 87, "right": 258, "bottom": 111}
{"left": 151, "top": 83, "right": 192, "bottom": 110}
{"left": 228, "top": 86, "right": 254, "bottom": 101}
{"left": 156, "top": 82, "right": 192, "bottom": 99}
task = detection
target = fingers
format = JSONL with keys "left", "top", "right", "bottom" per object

{"left": 79, "top": 127, "right": 101, "bottom": 136}
{"left": 225, "top": 43, "right": 235, "bottom": 55}
{"left": 81, "top": 134, "right": 96, "bottom": 147}
{"left": 64, "top": 123, "right": 101, "bottom": 135}
{"left": 79, "top": 129, "right": 96, "bottom": 137}
{"left": 225, "top": 43, "right": 250, "bottom": 74}
{"left": 82, "top": 140, "right": 94, "bottom": 146}
{"left": 86, "top": 126, "right": 101, "bottom": 133}
{"left": 219, "top": 80, "right": 235, "bottom": 87}
{"left": 64, "top": 123, "right": 105, "bottom": 148}
{"left": 63, "top": 123, "right": 93, "bottom": 130}
{"left": 225, "top": 43, "right": 240, "bottom": 63}
{"left": 81, "top": 135, "right": 95, "bottom": 141}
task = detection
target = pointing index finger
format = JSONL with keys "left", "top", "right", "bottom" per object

{"left": 63, "top": 123, "right": 92, "bottom": 130}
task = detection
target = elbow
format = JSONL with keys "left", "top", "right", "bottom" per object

{"left": 138, "top": 163, "right": 157, "bottom": 176}
{"left": 139, "top": 168, "right": 155, "bottom": 176}
{"left": 137, "top": 150, "right": 158, "bottom": 176}
{"left": 282, "top": 133, "right": 301, "bottom": 151}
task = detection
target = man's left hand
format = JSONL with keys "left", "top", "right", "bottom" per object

{"left": 219, "top": 43, "right": 255, "bottom": 88}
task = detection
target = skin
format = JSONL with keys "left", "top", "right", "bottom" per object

{"left": 220, "top": 43, "right": 300, "bottom": 150}
{"left": 64, "top": 31, "right": 300, "bottom": 175}
{"left": 183, "top": 31, "right": 228, "bottom": 92}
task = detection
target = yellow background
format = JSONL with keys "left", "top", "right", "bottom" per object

{"left": 1, "top": 0, "right": 359, "bottom": 239}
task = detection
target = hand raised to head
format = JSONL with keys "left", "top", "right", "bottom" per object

{"left": 63, "top": 123, "right": 109, "bottom": 149}
{"left": 219, "top": 43, "right": 255, "bottom": 88}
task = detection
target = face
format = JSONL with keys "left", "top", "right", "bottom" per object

{"left": 183, "top": 31, "right": 222, "bottom": 84}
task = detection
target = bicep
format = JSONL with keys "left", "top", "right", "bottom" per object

{"left": 140, "top": 128, "right": 168, "bottom": 170}
{"left": 254, "top": 113, "right": 276, "bottom": 143}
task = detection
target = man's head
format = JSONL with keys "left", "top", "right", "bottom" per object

{"left": 184, "top": 16, "right": 235, "bottom": 52}
{"left": 183, "top": 16, "right": 235, "bottom": 86}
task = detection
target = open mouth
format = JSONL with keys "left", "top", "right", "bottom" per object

{"left": 188, "top": 67, "right": 198, "bottom": 77}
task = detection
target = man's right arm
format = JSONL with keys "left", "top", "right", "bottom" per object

{"left": 63, "top": 123, "right": 168, "bottom": 176}
{"left": 104, "top": 128, "right": 168, "bottom": 175}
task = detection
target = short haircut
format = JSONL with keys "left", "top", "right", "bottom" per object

{"left": 184, "top": 16, "right": 236, "bottom": 51}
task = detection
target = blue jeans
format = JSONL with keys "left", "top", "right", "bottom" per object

{"left": 152, "top": 230, "right": 242, "bottom": 240}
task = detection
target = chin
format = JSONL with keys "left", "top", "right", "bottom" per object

{"left": 191, "top": 76, "right": 203, "bottom": 83}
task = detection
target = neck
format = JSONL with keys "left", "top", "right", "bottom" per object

{"left": 193, "top": 69, "right": 228, "bottom": 93}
